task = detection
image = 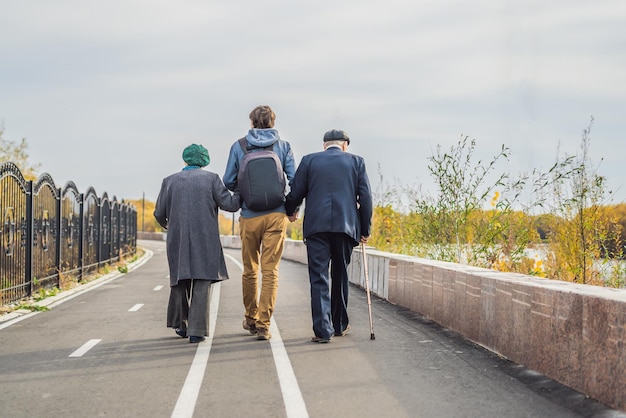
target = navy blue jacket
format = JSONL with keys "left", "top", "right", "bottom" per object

{"left": 285, "top": 147, "right": 372, "bottom": 245}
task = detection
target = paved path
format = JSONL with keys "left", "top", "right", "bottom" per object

{"left": 0, "top": 240, "right": 624, "bottom": 418}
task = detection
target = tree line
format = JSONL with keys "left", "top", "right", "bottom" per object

{"left": 369, "top": 120, "right": 624, "bottom": 287}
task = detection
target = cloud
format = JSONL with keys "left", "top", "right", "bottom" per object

{"left": 1, "top": 0, "right": 625, "bottom": 204}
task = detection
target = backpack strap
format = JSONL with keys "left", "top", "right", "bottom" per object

{"left": 238, "top": 137, "right": 249, "bottom": 154}
{"left": 238, "top": 136, "right": 275, "bottom": 153}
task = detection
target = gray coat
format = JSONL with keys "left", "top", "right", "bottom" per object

{"left": 154, "top": 168, "right": 240, "bottom": 286}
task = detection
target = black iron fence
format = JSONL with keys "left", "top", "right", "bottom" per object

{"left": 1, "top": 161, "right": 137, "bottom": 305}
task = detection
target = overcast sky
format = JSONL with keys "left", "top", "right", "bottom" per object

{"left": 1, "top": 1, "right": 625, "bottom": 206}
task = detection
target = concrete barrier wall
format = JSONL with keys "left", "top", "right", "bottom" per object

{"left": 346, "top": 244, "right": 626, "bottom": 413}
{"left": 178, "top": 235, "right": 625, "bottom": 412}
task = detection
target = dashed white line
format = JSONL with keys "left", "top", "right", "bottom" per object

{"left": 153, "top": 285, "right": 164, "bottom": 291}
{"left": 128, "top": 304, "right": 144, "bottom": 312}
{"left": 69, "top": 339, "right": 102, "bottom": 358}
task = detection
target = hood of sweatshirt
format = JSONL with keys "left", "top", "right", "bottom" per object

{"left": 246, "top": 128, "right": 280, "bottom": 148}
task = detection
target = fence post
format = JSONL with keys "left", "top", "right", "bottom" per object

{"left": 55, "top": 187, "right": 62, "bottom": 284}
{"left": 78, "top": 193, "right": 84, "bottom": 281}
{"left": 25, "top": 180, "right": 33, "bottom": 296}
{"left": 97, "top": 199, "right": 102, "bottom": 268}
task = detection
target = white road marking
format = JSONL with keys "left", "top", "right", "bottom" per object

{"left": 0, "top": 312, "right": 41, "bottom": 330}
{"left": 225, "top": 254, "right": 309, "bottom": 418}
{"left": 128, "top": 304, "right": 144, "bottom": 312}
{"left": 171, "top": 282, "right": 221, "bottom": 418}
{"left": 69, "top": 339, "right": 102, "bottom": 358}
{"left": 153, "top": 285, "right": 164, "bottom": 291}
{"left": 269, "top": 322, "right": 310, "bottom": 417}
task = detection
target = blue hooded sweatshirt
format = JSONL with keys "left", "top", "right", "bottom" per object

{"left": 223, "top": 128, "right": 296, "bottom": 219}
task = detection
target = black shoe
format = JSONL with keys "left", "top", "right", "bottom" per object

{"left": 189, "top": 336, "right": 206, "bottom": 343}
{"left": 334, "top": 324, "right": 351, "bottom": 337}
{"left": 175, "top": 328, "right": 187, "bottom": 338}
{"left": 311, "top": 335, "right": 331, "bottom": 343}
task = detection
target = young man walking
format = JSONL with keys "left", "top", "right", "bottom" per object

{"left": 223, "top": 105, "right": 296, "bottom": 340}
{"left": 285, "top": 129, "right": 372, "bottom": 343}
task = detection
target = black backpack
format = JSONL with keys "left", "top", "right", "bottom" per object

{"left": 237, "top": 137, "right": 286, "bottom": 211}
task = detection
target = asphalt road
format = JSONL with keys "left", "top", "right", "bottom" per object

{"left": 0, "top": 239, "right": 624, "bottom": 418}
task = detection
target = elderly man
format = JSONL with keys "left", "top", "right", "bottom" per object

{"left": 286, "top": 129, "right": 373, "bottom": 343}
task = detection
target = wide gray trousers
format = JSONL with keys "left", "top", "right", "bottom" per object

{"left": 167, "top": 279, "right": 213, "bottom": 337}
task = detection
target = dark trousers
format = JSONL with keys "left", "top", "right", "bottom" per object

{"left": 167, "top": 279, "right": 213, "bottom": 337}
{"left": 305, "top": 232, "right": 354, "bottom": 339}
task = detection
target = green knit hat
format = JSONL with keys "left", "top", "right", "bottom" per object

{"left": 182, "top": 144, "right": 210, "bottom": 167}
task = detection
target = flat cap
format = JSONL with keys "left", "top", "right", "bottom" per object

{"left": 323, "top": 129, "right": 350, "bottom": 144}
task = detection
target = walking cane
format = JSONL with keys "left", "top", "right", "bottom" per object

{"left": 361, "top": 242, "right": 375, "bottom": 340}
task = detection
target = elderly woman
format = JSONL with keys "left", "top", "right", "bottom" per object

{"left": 154, "top": 144, "right": 240, "bottom": 343}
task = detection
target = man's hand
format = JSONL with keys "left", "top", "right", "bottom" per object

{"left": 287, "top": 213, "right": 299, "bottom": 223}
{"left": 360, "top": 235, "right": 369, "bottom": 243}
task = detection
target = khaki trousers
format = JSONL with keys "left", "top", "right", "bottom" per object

{"left": 240, "top": 212, "right": 288, "bottom": 330}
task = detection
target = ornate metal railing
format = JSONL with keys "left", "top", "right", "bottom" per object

{"left": 0, "top": 162, "right": 137, "bottom": 305}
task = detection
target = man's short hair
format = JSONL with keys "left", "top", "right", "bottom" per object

{"left": 324, "top": 140, "right": 346, "bottom": 148}
{"left": 249, "top": 105, "right": 276, "bottom": 129}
